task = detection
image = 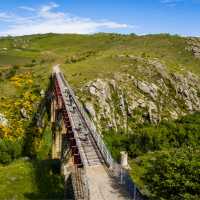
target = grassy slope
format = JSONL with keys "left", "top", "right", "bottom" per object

{"left": 1, "top": 34, "right": 200, "bottom": 85}
{"left": 0, "top": 125, "right": 64, "bottom": 200}
{"left": 0, "top": 159, "right": 64, "bottom": 200}
{"left": 61, "top": 34, "right": 200, "bottom": 88}
{"left": 0, "top": 160, "right": 37, "bottom": 200}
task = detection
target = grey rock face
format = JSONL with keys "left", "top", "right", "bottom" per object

{"left": 20, "top": 108, "right": 29, "bottom": 119}
{"left": 80, "top": 57, "right": 200, "bottom": 131}
{"left": 85, "top": 79, "right": 118, "bottom": 130}
{"left": 135, "top": 80, "right": 158, "bottom": 100}
{"left": 187, "top": 37, "right": 200, "bottom": 58}
{"left": 84, "top": 102, "right": 96, "bottom": 119}
{"left": 0, "top": 114, "right": 8, "bottom": 126}
{"left": 148, "top": 101, "right": 160, "bottom": 123}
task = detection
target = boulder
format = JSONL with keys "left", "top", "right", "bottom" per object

{"left": 88, "top": 79, "right": 111, "bottom": 100}
{"left": 187, "top": 38, "right": 200, "bottom": 59}
{"left": 137, "top": 99, "right": 146, "bottom": 108}
{"left": 20, "top": 108, "right": 29, "bottom": 119}
{"left": 149, "top": 60, "right": 170, "bottom": 80}
{"left": 84, "top": 102, "right": 96, "bottom": 118}
{"left": 148, "top": 101, "right": 160, "bottom": 123}
{"left": 0, "top": 114, "right": 8, "bottom": 126}
{"left": 136, "top": 80, "right": 158, "bottom": 100}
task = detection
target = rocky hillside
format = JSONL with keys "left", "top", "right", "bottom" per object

{"left": 80, "top": 55, "right": 200, "bottom": 132}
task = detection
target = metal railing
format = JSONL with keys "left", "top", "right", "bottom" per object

{"left": 111, "top": 163, "right": 146, "bottom": 200}
{"left": 71, "top": 166, "right": 90, "bottom": 200}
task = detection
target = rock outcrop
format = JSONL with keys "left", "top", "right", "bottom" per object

{"left": 0, "top": 114, "right": 8, "bottom": 126}
{"left": 187, "top": 37, "right": 200, "bottom": 59}
{"left": 80, "top": 57, "right": 200, "bottom": 132}
{"left": 20, "top": 108, "right": 29, "bottom": 119}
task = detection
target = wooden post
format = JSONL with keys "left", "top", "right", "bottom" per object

{"left": 52, "top": 131, "right": 56, "bottom": 159}
{"left": 120, "top": 151, "right": 128, "bottom": 168}
{"left": 52, "top": 125, "right": 62, "bottom": 159}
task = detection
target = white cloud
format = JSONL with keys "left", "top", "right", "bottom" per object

{"left": 0, "top": 12, "right": 9, "bottom": 19}
{"left": 0, "top": 2, "right": 133, "bottom": 36}
{"left": 0, "top": 12, "right": 14, "bottom": 22}
{"left": 161, "top": 0, "right": 184, "bottom": 6}
{"left": 19, "top": 6, "right": 36, "bottom": 12}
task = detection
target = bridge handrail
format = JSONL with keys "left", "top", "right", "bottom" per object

{"left": 111, "top": 163, "right": 146, "bottom": 200}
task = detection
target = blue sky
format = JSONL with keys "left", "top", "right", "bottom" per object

{"left": 0, "top": 0, "right": 199, "bottom": 36}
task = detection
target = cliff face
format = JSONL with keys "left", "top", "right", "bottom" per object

{"left": 80, "top": 56, "right": 200, "bottom": 132}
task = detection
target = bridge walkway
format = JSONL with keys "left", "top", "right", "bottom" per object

{"left": 60, "top": 75, "right": 104, "bottom": 166}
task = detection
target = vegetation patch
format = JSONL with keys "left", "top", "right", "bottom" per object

{"left": 104, "top": 112, "right": 200, "bottom": 199}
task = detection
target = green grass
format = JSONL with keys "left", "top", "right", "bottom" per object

{"left": 0, "top": 160, "right": 37, "bottom": 200}
{"left": 0, "top": 123, "right": 64, "bottom": 200}
{"left": 0, "top": 159, "right": 65, "bottom": 200}
{"left": 36, "top": 126, "right": 52, "bottom": 160}
{"left": 0, "top": 54, "right": 31, "bottom": 66}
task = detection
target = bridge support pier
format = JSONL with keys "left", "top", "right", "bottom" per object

{"left": 51, "top": 96, "right": 63, "bottom": 159}
{"left": 52, "top": 128, "right": 62, "bottom": 159}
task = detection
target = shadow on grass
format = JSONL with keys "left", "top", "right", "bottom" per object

{"left": 24, "top": 159, "right": 65, "bottom": 200}
{"left": 23, "top": 78, "right": 74, "bottom": 199}
{"left": 22, "top": 79, "right": 67, "bottom": 199}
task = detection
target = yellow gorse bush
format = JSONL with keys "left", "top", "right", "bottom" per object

{"left": 10, "top": 72, "right": 33, "bottom": 88}
{"left": 0, "top": 125, "right": 12, "bottom": 138}
{"left": 0, "top": 72, "right": 40, "bottom": 140}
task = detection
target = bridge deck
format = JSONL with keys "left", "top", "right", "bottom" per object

{"left": 59, "top": 73, "right": 104, "bottom": 166}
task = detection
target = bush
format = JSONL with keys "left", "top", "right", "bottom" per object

{"left": 5, "top": 65, "right": 19, "bottom": 79}
{"left": 143, "top": 147, "right": 200, "bottom": 200}
{"left": 0, "top": 152, "right": 12, "bottom": 164}
{"left": 0, "top": 139, "right": 22, "bottom": 164}
{"left": 104, "top": 112, "right": 200, "bottom": 159}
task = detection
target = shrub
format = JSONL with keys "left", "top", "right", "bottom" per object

{"left": 143, "top": 147, "right": 200, "bottom": 200}
{"left": 5, "top": 65, "right": 19, "bottom": 79}
{"left": 0, "top": 152, "right": 12, "bottom": 164}
{"left": 104, "top": 112, "right": 200, "bottom": 159}
{"left": 0, "top": 139, "right": 22, "bottom": 164}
